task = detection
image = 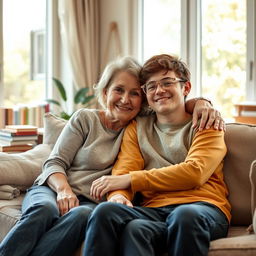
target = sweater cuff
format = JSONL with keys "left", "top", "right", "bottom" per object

{"left": 34, "top": 165, "right": 66, "bottom": 186}
{"left": 130, "top": 171, "right": 148, "bottom": 191}
{"left": 107, "top": 189, "right": 133, "bottom": 201}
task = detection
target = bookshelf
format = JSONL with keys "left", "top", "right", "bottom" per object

{"left": 0, "top": 103, "right": 49, "bottom": 129}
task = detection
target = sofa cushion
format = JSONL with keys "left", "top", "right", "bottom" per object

{"left": 224, "top": 123, "right": 256, "bottom": 225}
{"left": 0, "top": 144, "right": 51, "bottom": 190}
{"left": 43, "top": 112, "right": 67, "bottom": 147}
{"left": 0, "top": 194, "right": 24, "bottom": 242}
{"left": 209, "top": 231, "right": 256, "bottom": 256}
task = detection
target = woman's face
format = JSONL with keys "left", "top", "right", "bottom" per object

{"left": 104, "top": 71, "right": 142, "bottom": 126}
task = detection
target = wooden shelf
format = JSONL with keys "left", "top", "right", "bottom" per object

{"left": 234, "top": 102, "right": 256, "bottom": 124}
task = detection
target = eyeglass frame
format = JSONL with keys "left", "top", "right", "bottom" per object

{"left": 141, "top": 77, "right": 187, "bottom": 94}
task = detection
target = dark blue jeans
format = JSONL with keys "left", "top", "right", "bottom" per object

{"left": 83, "top": 201, "right": 229, "bottom": 256}
{"left": 0, "top": 185, "right": 96, "bottom": 256}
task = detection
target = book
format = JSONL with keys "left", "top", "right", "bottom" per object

{"left": 0, "top": 140, "right": 36, "bottom": 146}
{"left": 0, "top": 144, "right": 33, "bottom": 152}
{"left": 6, "top": 108, "right": 14, "bottom": 125}
{"left": 0, "top": 129, "right": 38, "bottom": 137}
{"left": 5, "top": 125, "right": 38, "bottom": 132}
{"left": 0, "top": 135, "right": 38, "bottom": 141}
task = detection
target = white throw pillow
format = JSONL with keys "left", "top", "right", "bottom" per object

{"left": 0, "top": 144, "right": 51, "bottom": 190}
{"left": 43, "top": 112, "right": 67, "bottom": 147}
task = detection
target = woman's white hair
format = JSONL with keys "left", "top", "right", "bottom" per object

{"left": 94, "top": 56, "right": 141, "bottom": 109}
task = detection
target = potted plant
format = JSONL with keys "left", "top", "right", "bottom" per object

{"left": 46, "top": 77, "right": 95, "bottom": 120}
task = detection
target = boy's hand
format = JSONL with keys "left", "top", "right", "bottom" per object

{"left": 192, "top": 100, "right": 225, "bottom": 131}
{"left": 108, "top": 194, "right": 133, "bottom": 207}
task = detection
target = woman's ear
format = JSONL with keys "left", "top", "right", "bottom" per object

{"left": 103, "top": 88, "right": 108, "bottom": 101}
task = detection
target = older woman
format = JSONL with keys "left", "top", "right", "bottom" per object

{"left": 0, "top": 56, "right": 222, "bottom": 256}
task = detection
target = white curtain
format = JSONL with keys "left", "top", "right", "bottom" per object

{"left": 58, "top": 0, "right": 100, "bottom": 97}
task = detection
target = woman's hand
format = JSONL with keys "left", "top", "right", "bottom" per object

{"left": 90, "top": 174, "right": 131, "bottom": 200}
{"left": 186, "top": 98, "right": 225, "bottom": 131}
{"left": 47, "top": 172, "right": 79, "bottom": 215}
{"left": 108, "top": 194, "right": 133, "bottom": 207}
{"left": 56, "top": 188, "right": 79, "bottom": 216}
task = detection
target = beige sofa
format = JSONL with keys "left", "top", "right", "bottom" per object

{"left": 1, "top": 113, "right": 256, "bottom": 256}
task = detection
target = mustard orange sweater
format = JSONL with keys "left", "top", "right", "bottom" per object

{"left": 109, "top": 115, "right": 231, "bottom": 222}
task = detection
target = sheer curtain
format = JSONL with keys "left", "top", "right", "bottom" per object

{"left": 58, "top": 0, "right": 99, "bottom": 104}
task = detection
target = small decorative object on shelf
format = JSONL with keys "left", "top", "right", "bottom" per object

{"left": 0, "top": 125, "right": 38, "bottom": 152}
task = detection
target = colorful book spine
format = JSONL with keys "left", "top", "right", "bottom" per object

{"left": 0, "top": 103, "right": 50, "bottom": 128}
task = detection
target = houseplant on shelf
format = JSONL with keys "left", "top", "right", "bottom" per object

{"left": 46, "top": 77, "right": 95, "bottom": 120}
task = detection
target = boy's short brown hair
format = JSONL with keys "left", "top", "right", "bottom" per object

{"left": 140, "top": 54, "right": 191, "bottom": 85}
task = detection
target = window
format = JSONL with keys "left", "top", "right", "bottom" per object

{"left": 0, "top": 0, "right": 47, "bottom": 107}
{"left": 201, "top": 0, "right": 246, "bottom": 118}
{"left": 141, "top": 0, "right": 255, "bottom": 120}
{"left": 142, "top": 0, "right": 181, "bottom": 61}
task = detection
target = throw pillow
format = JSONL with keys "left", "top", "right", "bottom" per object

{"left": 43, "top": 112, "right": 67, "bottom": 147}
{"left": 0, "top": 144, "right": 51, "bottom": 190}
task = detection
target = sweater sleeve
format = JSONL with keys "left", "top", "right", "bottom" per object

{"left": 107, "top": 120, "right": 144, "bottom": 201}
{"left": 130, "top": 128, "right": 227, "bottom": 192}
{"left": 37, "top": 110, "right": 88, "bottom": 185}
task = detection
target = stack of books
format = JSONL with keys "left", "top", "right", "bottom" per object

{"left": 0, "top": 125, "right": 38, "bottom": 152}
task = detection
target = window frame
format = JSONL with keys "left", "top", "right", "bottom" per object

{"left": 0, "top": 0, "right": 60, "bottom": 106}
{"left": 140, "top": 0, "right": 256, "bottom": 101}
{"left": 246, "top": 0, "right": 256, "bottom": 101}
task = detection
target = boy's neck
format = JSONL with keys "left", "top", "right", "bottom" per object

{"left": 156, "top": 109, "right": 191, "bottom": 125}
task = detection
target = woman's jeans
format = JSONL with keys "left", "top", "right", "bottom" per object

{"left": 0, "top": 185, "right": 96, "bottom": 256}
{"left": 83, "top": 201, "right": 229, "bottom": 256}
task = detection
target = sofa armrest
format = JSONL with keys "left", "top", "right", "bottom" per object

{"left": 249, "top": 159, "right": 256, "bottom": 232}
{"left": 0, "top": 144, "right": 52, "bottom": 190}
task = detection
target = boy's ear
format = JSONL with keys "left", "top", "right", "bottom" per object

{"left": 183, "top": 81, "right": 191, "bottom": 96}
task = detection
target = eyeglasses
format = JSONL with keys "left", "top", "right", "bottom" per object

{"left": 141, "top": 77, "right": 187, "bottom": 94}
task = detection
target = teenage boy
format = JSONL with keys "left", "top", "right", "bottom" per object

{"left": 83, "top": 54, "right": 230, "bottom": 256}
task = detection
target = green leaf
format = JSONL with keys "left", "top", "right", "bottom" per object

{"left": 52, "top": 77, "right": 67, "bottom": 102}
{"left": 74, "top": 88, "right": 89, "bottom": 104}
{"left": 81, "top": 95, "right": 95, "bottom": 105}
{"left": 60, "top": 111, "right": 71, "bottom": 120}
{"left": 45, "top": 99, "right": 61, "bottom": 106}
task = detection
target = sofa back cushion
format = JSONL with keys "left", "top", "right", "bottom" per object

{"left": 43, "top": 112, "right": 67, "bottom": 147}
{"left": 224, "top": 123, "right": 256, "bottom": 225}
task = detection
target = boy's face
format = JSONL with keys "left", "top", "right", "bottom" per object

{"left": 145, "top": 70, "right": 191, "bottom": 116}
